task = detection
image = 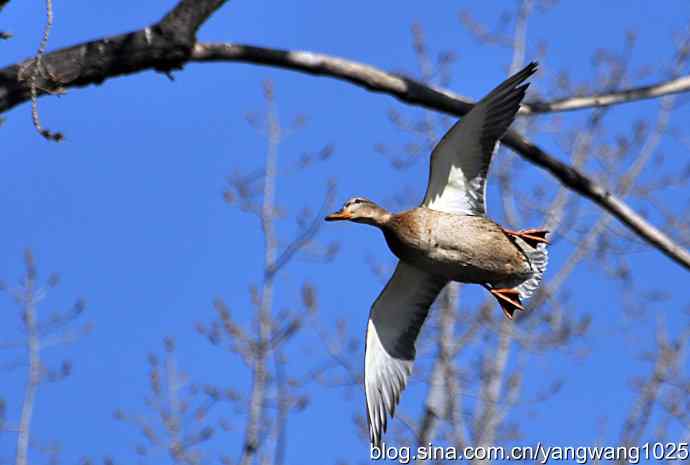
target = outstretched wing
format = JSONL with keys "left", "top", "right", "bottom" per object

{"left": 364, "top": 261, "right": 447, "bottom": 446}
{"left": 421, "top": 62, "right": 538, "bottom": 216}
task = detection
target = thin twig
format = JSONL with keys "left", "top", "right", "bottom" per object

{"left": 525, "top": 74, "right": 690, "bottom": 114}
{"left": 619, "top": 318, "right": 677, "bottom": 451}
{"left": 265, "top": 181, "right": 335, "bottom": 280}
{"left": 29, "top": 0, "right": 63, "bottom": 142}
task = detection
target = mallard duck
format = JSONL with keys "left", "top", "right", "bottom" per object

{"left": 325, "top": 62, "right": 548, "bottom": 446}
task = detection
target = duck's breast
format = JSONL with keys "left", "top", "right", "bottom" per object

{"left": 384, "top": 209, "right": 530, "bottom": 284}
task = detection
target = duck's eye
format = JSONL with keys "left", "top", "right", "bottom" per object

{"left": 352, "top": 199, "right": 362, "bottom": 205}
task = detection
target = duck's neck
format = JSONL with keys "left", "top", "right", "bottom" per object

{"left": 376, "top": 211, "right": 393, "bottom": 228}
{"left": 373, "top": 208, "right": 394, "bottom": 228}
{"left": 356, "top": 207, "right": 393, "bottom": 228}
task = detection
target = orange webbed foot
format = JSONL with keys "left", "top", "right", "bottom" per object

{"left": 484, "top": 286, "right": 524, "bottom": 320}
{"left": 502, "top": 227, "right": 550, "bottom": 249}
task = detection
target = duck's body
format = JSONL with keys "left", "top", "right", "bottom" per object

{"left": 325, "top": 62, "right": 548, "bottom": 447}
{"left": 382, "top": 208, "right": 531, "bottom": 285}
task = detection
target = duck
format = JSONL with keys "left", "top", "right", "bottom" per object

{"left": 324, "top": 62, "right": 548, "bottom": 447}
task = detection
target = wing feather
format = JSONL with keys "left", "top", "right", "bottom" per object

{"left": 364, "top": 262, "right": 446, "bottom": 446}
{"left": 421, "top": 62, "right": 538, "bottom": 215}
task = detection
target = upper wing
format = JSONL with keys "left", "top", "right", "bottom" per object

{"left": 364, "top": 261, "right": 447, "bottom": 446}
{"left": 421, "top": 62, "right": 538, "bottom": 216}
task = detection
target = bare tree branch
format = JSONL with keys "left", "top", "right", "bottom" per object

{"left": 416, "top": 285, "right": 464, "bottom": 454}
{"left": 473, "top": 320, "right": 513, "bottom": 459}
{"left": 8, "top": 8, "right": 685, "bottom": 119}
{"left": 619, "top": 319, "right": 679, "bottom": 451}
{"left": 15, "top": 253, "right": 41, "bottom": 465}
{"left": 191, "top": 43, "right": 690, "bottom": 271}
{"left": 239, "top": 82, "right": 279, "bottom": 465}
{"left": 1, "top": 250, "right": 88, "bottom": 465}
{"left": 114, "top": 339, "right": 216, "bottom": 464}
{"left": 525, "top": 74, "right": 690, "bottom": 114}
{"left": 0, "top": 0, "right": 229, "bottom": 114}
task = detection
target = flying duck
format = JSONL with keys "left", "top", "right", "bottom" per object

{"left": 325, "top": 62, "right": 548, "bottom": 446}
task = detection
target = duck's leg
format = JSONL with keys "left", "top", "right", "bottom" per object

{"left": 502, "top": 227, "right": 549, "bottom": 249}
{"left": 483, "top": 285, "right": 524, "bottom": 320}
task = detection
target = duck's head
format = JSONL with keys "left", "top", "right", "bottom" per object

{"left": 325, "top": 197, "right": 390, "bottom": 226}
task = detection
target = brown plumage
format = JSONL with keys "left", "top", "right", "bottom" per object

{"left": 383, "top": 208, "right": 532, "bottom": 285}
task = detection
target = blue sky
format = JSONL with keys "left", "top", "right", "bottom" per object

{"left": 1, "top": 1, "right": 690, "bottom": 464}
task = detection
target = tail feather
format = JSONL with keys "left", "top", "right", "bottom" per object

{"left": 515, "top": 240, "right": 548, "bottom": 300}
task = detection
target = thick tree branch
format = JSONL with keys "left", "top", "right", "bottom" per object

{"left": 191, "top": 43, "right": 690, "bottom": 271}
{"left": 0, "top": 0, "right": 228, "bottom": 114}
{"left": 158, "top": 0, "right": 228, "bottom": 43}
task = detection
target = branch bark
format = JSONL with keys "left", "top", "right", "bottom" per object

{"left": 0, "top": 0, "right": 228, "bottom": 114}
{"left": 157, "top": 0, "right": 228, "bottom": 43}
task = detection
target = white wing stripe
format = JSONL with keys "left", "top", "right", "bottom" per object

{"left": 421, "top": 62, "right": 538, "bottom": 216}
